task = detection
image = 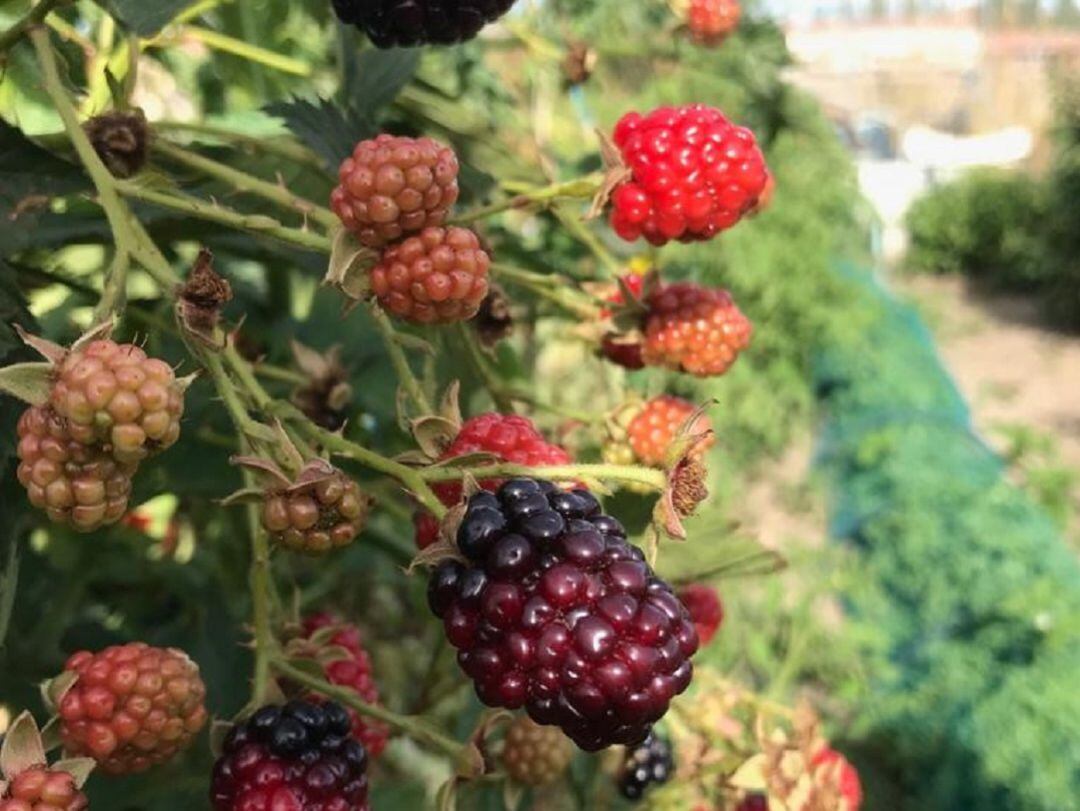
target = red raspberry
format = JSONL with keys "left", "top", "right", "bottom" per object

{"left": 812, "top": 747, "right": 863, "bottom": 810}
{"left": 501, "top": 715, "right": 574, "bottom": 786}
{"left": 300, "top": 614, "right": 390, "bottom": 758}
{"left": 688, "top": 0, "right": 741, "bottom": 47}
{"left": 414, "top": 413, "right": 573, "bottom": 548}
{"left": 609, "top": 105, "right": 768, "bottom": 245}
{"left": 261, "top": 464, "right": 372, "bottom": 555}
{"left": 331, "top": 134, "right": 459, "bottom": 249}
{"left": 57, "top": 643, "right": 208, "bottom": 774}
{"left": 642, "top": 283, "right": 752, "bottom": 377}
{"left": 369, "top": 226, "right": 490, "bottom": 324}
{"left": 210, "top": 701, "right": 369, "bottom": 811}
{"left": 0, "top": 767, "right": 88, "bottom": 811}
{"left": 677, "top": 584, "right": 723, "bottom": 645}
{"left": 627, "top": 396, "right": 714, "bottom": 467}
{"left": 50, "top": 339, "right": 184, "bottom": 464}
{"left": 16, "top": 406, "right": 136, "bottom": 532}
{"left": 751, "top": 171, "right": 775, "bottom": 216}
{"left": 427, "top": 479, "right": 698, "bottom": 751}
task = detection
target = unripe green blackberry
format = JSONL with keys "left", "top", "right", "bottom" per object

{"left": 16, "top": 406, "right": 136, "bottom": 532}
{"left": 331, "top": 134, "right": 459, "bottom": 249}
{"left": 50, "top": 340, "right": 185, "bottom": 464}
{"left": 502, "top": 715, "right": 574, "bottom": 787}
{"left": 261, "top": 463, "right": 372, "bottom": 555}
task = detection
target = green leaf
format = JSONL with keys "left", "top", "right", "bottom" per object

{"left": 106, "top": 0, "right": 191, "bottom": 36}
{"left": 0, "top": 120, "right": 86, "bottom": 216}
{"left": 264, "top": 98, "right": 371, "bottom": 170}
{"left": 342, "top": 48, "right": 420, "bottom": 116}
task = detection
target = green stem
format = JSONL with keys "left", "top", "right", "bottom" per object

{"left": 554, "top": 205, "right": 622, "bottom": 274}
{"left": 455, "top": 324, "right": 515, "bottom": 413}
{"left": 0, "top": 0, "right": 68, "bottom": 53}
{"left": 452, "top": 173, "right": 604, "bottom": 225}
{"left": 490, "top": 263, "right": 603, "bottom": 319}
{"left": 419, "top": 462, "right": 666, "bottom": 491}
{"left": 367, "top": 303, "right": 434, "bottom": 414}
{"left": 273, "top": 659, "right": 466, "bottom": 760}
{"left": 114, "top": 180, "right": 333, "bottom": 253}
{"left": 148, "top": 25, "right": 312, "bottom": 77}
{"left": 153, "top": 120, "right": 328, "bottom": 173}
{"left": 152, "top": 140, "right": 338, "bottom": 229}
{"left": 253, "top": 363, "right": 308, "bottom": 387}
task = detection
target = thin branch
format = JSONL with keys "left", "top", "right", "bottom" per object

{"left": 367, "top": 303, "right": 434, "bottom": 414}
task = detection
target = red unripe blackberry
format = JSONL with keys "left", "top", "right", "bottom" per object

{"left": 617, "top": 733, "right": 674, "bottom": 799}
{"left": 331, "top": 0, "right": 518, "bottom": 48}
{"left": 261, "top": 467, "right": 371, "bottom": 555}
{"left": 600, "top": 334, "right": 646, "bottom": 371}
{"left": 688, "top": 0, "right": 741, "bottom": 47}
{"left": 369, "top": 226, "right": 490, "bottom": 324}
{"left": 677, "top": 584, "right": 723, "bottom": 645}
{"left": 57, "top": 643, "right": 208, "bottom": 774}
{"left": 0, "top": 767, "right": 88, "bottom": 811}
{"left": 642, "top": 283, "right": 752, "bottom": 377}
{"left": 812, "top": 747, "right": 863, "bottom": 810}
{"left": 331, "top": 134, "right": 459, "bottom": 249}
{"left": 627, "top": 396, "right": 714, "bottom": 467}
{"left": 600, "top": 273, "right": 647, "bottom": 318}
{"left": 609, "top": 105, "right": 768, "bottom": 245}
{"left": 300, "top": 614, "right": 390, "bottom": 759}
{"left": 414, "top": 413, "right": 573, "bottom": 548}
{"left": 50, "top": 339, "right": 184, "bottom": 464}
{"left": 16, "top": 406, "right": 136, "bottom": 532}
{"left": 427, "top": 479, "right": 698, "bottom": 751}
{"left": 210, "top": 701, "right": 369, "bottom": 811}
{"left": 501, "top": 715, "right": 574, "bottom": 786}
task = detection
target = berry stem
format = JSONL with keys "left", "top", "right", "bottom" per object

{"left": 418, "top": 461, "right": 667, "bottom": 491}
{"left": 452, "top": 173, "right": 605, "bottom": 225}
{"left": 552, "top": 205, "right": 623, "bottom": 275}
{"left": 0, "top": 0, "right": 70, "bottom": 54}
{"left": 272, "top": 658, "right": 467, "bottom": 760}
{"left": 152, "top": 120, "right": 329, "bottom": 174}
{"left": 367, "top": 303, "right": 435, "bottom": 414}
{"left": 149, "top": 25, "right": 313, "bottom": 78}
{"left": 453, "top": 324, "right": 517, "bottom": 413}
{"left": 151, "top": 140, "right": 338, "bottom": 229}
{"left": 490, "top": 263, "right": 603, "bottom": 320}
{"left": 113, "top": 179, "right": 334, "bottom": 253}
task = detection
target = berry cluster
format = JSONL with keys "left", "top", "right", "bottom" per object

{"left": 260, "top": 465, "right": 372, "bottom": 555}
{"left": 678, "top": 584, "right": 724, "bottom": 646}
{"left": 687, "top": 0, "right": 742, "bottom": 47}
{"left": 609, "top": 105, "right": 769, "bottom": 245}
{"left": 299, "top": 614, "right": 390, "bottom": 758}
{"left": 210, "top": 701, "right": 369, "bottom": 811}
{"left": 501, "top": 715, "right": 574, "bottom": 786}
{"left": 428, "top": 479, "right": 698, "bottom": 751}
{"left": 415, "top": 413, "right": 573, "bottom": 548}
{"left": 0, "top": 768, "right": 88, "bottom": 811}
{"left": 57, "top": 643, "right": 208, "bottom": 775}
{"left": 15, "top": 337, "right": 186, "bottom": 532}
{"left": 331, "top": 0, "right": 518, "bottom": 47}
{"left": 618, "top": 733, "right": 675, "bottom": 800}
{"left": 331, "top": 134, "right": 490, "bottom": 325}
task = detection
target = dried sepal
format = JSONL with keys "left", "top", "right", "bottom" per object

{"left": 290, "top": 341, "right": 353, "bottom": 431}
{"left": 177, "top": 248, "right": 233, "bottom": 347}
{"left": 209, "top": 718, "right": 235, "bottom": 759}
{"left": 0, "top": 711, "right": 47, "bottom": 779}
{"left": 0, "top": 362, "right": 54, "bottom": 406}
{"left": 50, "top": 757, "right": 95, "bottom": 789}
{"left": 324, "top": 228, "right": 376, "bottom": 311}
{"left": 587, "top": 128, "right": 634, "bottom": 220}
{"left": 40, "top": 671, "right": 79, "bottom": 716}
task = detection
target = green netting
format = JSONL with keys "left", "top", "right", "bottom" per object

{"left": 814, "top": 264, "right": 1080, "bottom": 811}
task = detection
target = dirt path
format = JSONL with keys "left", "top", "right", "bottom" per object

{"left": 899, "top": 274, "right": 1080, "bottom": 542}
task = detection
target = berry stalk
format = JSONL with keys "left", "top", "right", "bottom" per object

{"left": 272, "top": 659, "right": 467, "bottom": 761}
{"left": 452, "top": 173, "right": 605, "bottom": 225}
{"left": 490, "top": 263, "right": 603, "bottom": 320}
{"left": 366, "top": 302, "right": 435, "bottom": 414}
{"left": 417, "top": 461, "right": 667, "bottom": 492}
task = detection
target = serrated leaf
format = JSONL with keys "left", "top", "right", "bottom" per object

{"left": 0, "top": 121, "right": 86, "bottom": 222}
{"left": 51, "top": 757, "right": 94, "bottom": 788}
{"left": 343, "top": 48, "right": 421, "bottom": 115}
{"left": 264, "top": 98, "right": 371, "bottom": 170}
{"left": 106, "top": 0, "right": 190, "bottom": 36}
{"left": 0, "top": 711, "right": 46, "bottom": 778}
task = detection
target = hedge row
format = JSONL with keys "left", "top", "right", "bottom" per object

{"left": 815, "top": 265, "right": 1080, "bottom": 811}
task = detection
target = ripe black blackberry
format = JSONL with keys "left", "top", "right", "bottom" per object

{"left": 617, "top": 733, "right": 674, "bottom": 800}
{"left": 427, "top": 479, "right": 699, "bottom": 752}
{"left": 332, "top": 0, "right": 519, "bottom": 48}
{"left": 210, "top": 700, "right": 369, "bottom": 811}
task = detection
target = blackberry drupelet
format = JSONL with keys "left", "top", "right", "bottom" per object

{"left": 618, "top": 733, "right": 674, "bottom": 800}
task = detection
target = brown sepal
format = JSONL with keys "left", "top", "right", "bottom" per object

{"left": 177, "top": 249, "right": 233, "bottom": 347}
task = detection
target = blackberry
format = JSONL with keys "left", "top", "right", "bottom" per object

{"left": 210, "top": 701, "right": 369, "bottom": 811}
{"left": 332, "top": 0, "right": 519, "bottom": 48}
{"left": 427, "top": 479, "right": 698, "bottom": 751}
{"left": 618, "top": 733, "right": 674, "bottom": 800}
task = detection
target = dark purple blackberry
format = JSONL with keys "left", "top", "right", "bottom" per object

{"left": 617, "top": 733, "right": 674, "bottom": 800}
{"left": 210, "top": 700, "right": 370, "bottom": 811}
{"left": 427, "top": 479, "right": 699, "bottom": 752}
{"left": 331, "top": 0, "right": 519, "bottom": 48}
